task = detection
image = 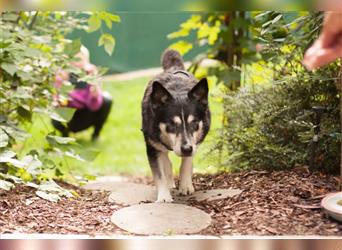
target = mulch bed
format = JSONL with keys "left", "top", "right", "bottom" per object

{"left": 0, "top": 183, "right": 123, "bottom": 236}
{"left": 0, "top": 169, "right": 341, "bottom": 236}
{"left": 191, "top": 169, "right": 341, "bottom": 236}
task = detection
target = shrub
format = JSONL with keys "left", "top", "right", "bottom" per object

{"left": 217, "top": 66, "right": 340, "bottom": 173}
{"left": 0, "top": 11, "right": 119, "bottom": 199}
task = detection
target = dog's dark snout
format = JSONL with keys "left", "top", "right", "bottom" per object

{"left": 181, "top": 145, "right": 193, "bottom": 155}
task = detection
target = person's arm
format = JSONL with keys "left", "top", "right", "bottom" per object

{"left": 303, "top": 11, "right": 342, "bottom": 70}
{"left": 53, "top": 70, "right": 69, "bottom": 107}
{"left": 54, "top": 69, "right": 69, "bottom": 88}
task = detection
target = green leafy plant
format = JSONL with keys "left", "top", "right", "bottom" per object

{"left": 0, "top": 11, "right": 119, "bottom": 200}
{"left": 219, "top": 12, "right": 340, "bottom": 173}
{"left": 87, "top": 11, "right": 120, "bottom": 55}
{"left": 218, "top": 68, "right": 340, "bottom": 173}
{"left": 168, "top": 12, "right": 259, "bottom": 90}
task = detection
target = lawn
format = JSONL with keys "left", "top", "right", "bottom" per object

{"left": 22, "top": 76, "right": 222, "bottom": 179}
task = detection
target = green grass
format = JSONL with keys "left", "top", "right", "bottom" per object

{"left": 22, "top": 76, "right": 222, "bottom": 178}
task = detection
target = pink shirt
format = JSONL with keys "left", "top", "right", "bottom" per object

{"left": 55, "top": 72, "right": 103, "bottom": 112}
{"left": 67, "top": 85, "right": 103, "bottom": 112}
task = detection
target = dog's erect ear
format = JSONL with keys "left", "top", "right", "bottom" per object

{"left": 188, "top": 78, "right": 208, "bottom": 104}
{"left": 151, "top": 81, "right": 173, "bottom": 107}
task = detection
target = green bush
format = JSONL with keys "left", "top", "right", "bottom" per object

{"left": 214, "top": 12, "right": 341, "bottom": 174}
{"left": 217, "top": 66, "right": 340, "bottom": 173}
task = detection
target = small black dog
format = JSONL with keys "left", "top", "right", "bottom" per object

{"left": 52, "top": 75, "right": 112, "bottom": 141}
{"left": 141, "top": 49, "right": 211, "bottom": 202}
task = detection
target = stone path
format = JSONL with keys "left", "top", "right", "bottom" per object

{"left": 84, "top": 176, "right": 242, "bottom": 235}
{"left": 111, "top": 203, "right": 212, "bottom": 235}
{"left": 108, "top": 183, "right": 156, "bottom": 206}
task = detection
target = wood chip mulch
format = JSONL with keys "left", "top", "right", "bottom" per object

{"left": 0, "top": 182, "right": 124, "bottom": 236}
{"left": 0, "top": 169, "right": 341, "bottom": 236}
{"left": 192, "top": 169, "right": 341, "bottom": 236}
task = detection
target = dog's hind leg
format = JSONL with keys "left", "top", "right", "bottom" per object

{"left": 179, "top": 156, "right": 195, "bottom": 196}
{"left": 161, "top": 153, "right": 175, "bottom": 189}
{"left": 146, "top": 144, "right": 173, "bottom": 202}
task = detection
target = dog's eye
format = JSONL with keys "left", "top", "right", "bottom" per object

{"left": 169, "top": 120, "right": 180, "bottom": 126}
{"left": 166, "top": 122, "right": 177, "bottom": 133}
{"left": 190, "top": 121, "right": 199, "bottom": 131}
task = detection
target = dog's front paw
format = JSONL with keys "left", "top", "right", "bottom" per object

{"left": 156, "top": 190, "right": 173, "bottom": 203}
{"left": 168, "top": 179, "right": 176, "bottom": 189}
{"left": 178, "top": 182, "right": 195, "bottom": 196}
{"left": 156, "top": 196, "right": 173, "bottom": 203}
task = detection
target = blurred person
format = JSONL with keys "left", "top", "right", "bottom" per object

{"left": 52, "top": 46, "right": 112, "bottom": 141}
{"left": 303, "top": 11, "right": 342, "bottom": 70}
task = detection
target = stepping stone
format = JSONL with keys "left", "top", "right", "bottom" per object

{"left": 92, "top": 176, "right": 129, "bottom": 183}
{"left": 83, "top": 176, "right": 130, "bottom": 191}
{"left": 108, "top": 185, "right": 241, "bottom": 205}
{"left": 186, "top": 188, "right": 242, "bottom": 202}
{"left": 83, "top": 181, "right": 128, "bottom": 192}
{"left": 111, "top": 203, "right": 211, "bottom": 235}
{"left": 85, "top": 177, "right": 242, "bottom": 204}
{"left": 108, "top": 183, "right": 156, "bottom": 205}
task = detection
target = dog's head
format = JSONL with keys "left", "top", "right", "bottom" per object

{"left": 150, "top": 78, "right": 209, "bottom": 157}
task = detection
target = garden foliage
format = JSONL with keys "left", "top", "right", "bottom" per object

{"left": 169, "top": 11, "right": 340, "bottom": 173}
{"left": 0, "top": 11, "right": 119, "bottom": 199}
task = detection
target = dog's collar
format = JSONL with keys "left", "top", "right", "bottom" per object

{"left": 172, "top": 70, "right": 190, "bottom": 77}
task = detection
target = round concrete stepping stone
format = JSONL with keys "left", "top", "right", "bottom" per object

{"left": 83, "top": 176, "right": 129, "bottom": 191}
{"left": 108, "top": 183, "right": 156, "bottom": 205}
{"left": 111, "top": 203, "right": 211, "bottom": 235}
{"left": 94, "top": 176, "right": 129, "bottom": 183}
{"left": 84, "top": 181, "right": 131, "bottom": 192}
{"left": 186, "top": 188, "right": 242, "bottom": 202}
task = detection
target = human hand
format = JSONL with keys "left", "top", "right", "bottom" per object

{"left": 54, "top": 69, "right": 69, "bottom": 88}
{"left": 84, "top": 63, "right": 98, "bottom": 75}
{"left": 303, "top": 12, "right": 342, "bottom": 70}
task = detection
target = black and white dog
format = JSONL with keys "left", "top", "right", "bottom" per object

{"left": 141, "top": 49, "right": 211, "bottom": 202}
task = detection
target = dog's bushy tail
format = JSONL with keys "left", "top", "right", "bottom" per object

{"left": 161, "top": 49, "right": 185, "bottom": 71}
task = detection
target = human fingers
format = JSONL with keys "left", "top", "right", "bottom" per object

{"left": 303, "top": 39, "right": 342, "bottom": 70}
{"left": 320, "top": 12, "right": 342, "bottom": 48}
